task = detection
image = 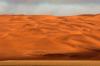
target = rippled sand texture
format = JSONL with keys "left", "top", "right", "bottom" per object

{"left": 0, "top": 15, "right": 100, "bottom": 60}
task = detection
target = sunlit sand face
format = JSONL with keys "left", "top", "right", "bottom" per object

{"left": 0, "top": 15, "right": 100, "bottom": 60}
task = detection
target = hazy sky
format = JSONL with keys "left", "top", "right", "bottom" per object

{"left": 0, "top": 0, "right": 100, "bottom": 16}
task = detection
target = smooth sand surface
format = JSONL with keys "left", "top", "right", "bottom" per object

{"left": 0, "top": 60, "right": 100, "bottom": 66}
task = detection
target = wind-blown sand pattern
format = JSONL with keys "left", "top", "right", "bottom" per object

{"left": 0, "top": 15, "right": 100, "bottom": 60}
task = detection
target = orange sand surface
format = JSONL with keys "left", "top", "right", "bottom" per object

{"left": 0, "top": 15, "right": 100, "bottom": 60}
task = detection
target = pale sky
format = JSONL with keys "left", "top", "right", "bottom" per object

{"left": 0, "top": 0, "right": 100, "bottom": 16}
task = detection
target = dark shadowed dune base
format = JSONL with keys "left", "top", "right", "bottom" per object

{"left": 0, "top": 14, "right": 100, "bottom": 60}
{"left": 1, "top": 50, "right": 100, "bottom": 60}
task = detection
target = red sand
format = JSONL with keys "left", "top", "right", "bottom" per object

{"left": 0, "top": 15, "right": 100, "bottom": 60}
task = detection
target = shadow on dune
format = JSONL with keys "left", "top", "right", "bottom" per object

{"left": 36, "top": 49, "right": 100, "bottom": 60}
{"left": 0, "top": 49, "right": 100, "bottom": 61}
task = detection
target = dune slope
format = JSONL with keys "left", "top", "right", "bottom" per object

{"left": 0, "top": 15, "right": 100, "bottom": 60}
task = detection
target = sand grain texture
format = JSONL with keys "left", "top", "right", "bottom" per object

{"left": 0, "top": 15, "right": 100, "bottom": 60}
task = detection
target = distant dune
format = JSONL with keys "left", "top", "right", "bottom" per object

{"left": 0, "top": 14, "right": 100, "bottom": 60}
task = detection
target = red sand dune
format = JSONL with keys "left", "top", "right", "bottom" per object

{"left": 0, "top": 14, "right": 100, "bottom": 60}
